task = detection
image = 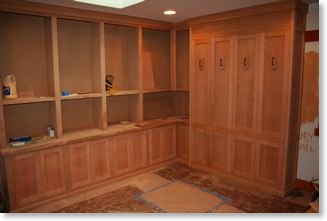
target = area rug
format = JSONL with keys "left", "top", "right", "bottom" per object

{"left": 54, "top": 185, "right": 161, "bottom": 213}
{"left": 155, "top": 163, "right": 308, "bottom": 213}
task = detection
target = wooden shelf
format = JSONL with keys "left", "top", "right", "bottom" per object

{"left": 61, "top": 93, "right": 102, "bottom": 100}
{"left": 106, "top": 90, "right": 139, "bottom": 96}
{"left": 143, "top": 88, "right": 172, "bottom": 94}
{"left": 2, "top": 97, "right": 55, "bottom": 105}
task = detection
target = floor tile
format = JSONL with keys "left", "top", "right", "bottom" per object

{"left": 212, "top": 204, "right": 244, "bottom": 213}
{"left": 128, "top": 173, "right": 171, "bottom": 192}
{"left": 142, "top": 182, "right": 224, "bottom": 213}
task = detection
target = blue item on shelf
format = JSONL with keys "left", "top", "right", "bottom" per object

{"left": 9, "top": 135, "right": 32, "bottom": 143}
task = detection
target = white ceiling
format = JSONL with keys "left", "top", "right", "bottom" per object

{"left": 27, "top": 0, "right": 318, "bottom": 23}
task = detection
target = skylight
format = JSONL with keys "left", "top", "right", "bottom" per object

{"left": 73, "top": 0, "right": 145, "bottom": 9}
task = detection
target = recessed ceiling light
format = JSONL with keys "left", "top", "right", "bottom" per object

{"left": 73, "top": 0, "right": 145, "bottom": 9}
{"left": 164, "top": 10, "right": 176, "bottom": 15}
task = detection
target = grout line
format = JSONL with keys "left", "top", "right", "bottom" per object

{"left": 205, "top": 201, "right": 227, "bottom": 213}
{"left": 133, "top": 194, "right": 166, "bottom": 213}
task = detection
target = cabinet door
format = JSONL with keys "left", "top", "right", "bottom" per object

{"left": 231, "top": 136, "right": 256, "bottom": 179}
{"left": 90, "top": 139, "right": 110, "bottom": 183}
{"left": 213, "top": 38, "right": 232, "bottom": 129}
{"left": 110, "top": 134, "right": 130, "bottom": 176}
{"left": 257, "top": 33, "right": 288, "bottom": 137}
{"left": 40, "top": 147, "right": 66, "bottom": 197}
{"left": 12, "top": 152, "right": 42, "bottom": 206}
{"left": 232, "top": 34, "right": 258, "bottom": 132}
{"left": 129, "top": 131, "right": 147, "bottom": 171}
{"left": 257, "top": 141, "right": 283, "bottom": 188}
{"left": 209, "top": 132, "right": 230, "bottom": 172}
{"left": 192, "top": 40, "right": 211, "bottom": 126}
{"left": 162, "top": 124, "right": 176, "bottom": 160}
{"left": 190, "top": 127, "right": 210, "bottom": 167}
{"left": 149, "top": 127, "right": 163, "bottom": 165}
{"left": 68, "top": 142, "right": 91, "bottom": 189}
{"left": 176, "top": 123, "right": 189, "bottom": 161}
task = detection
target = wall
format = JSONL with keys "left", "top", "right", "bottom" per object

{"left": 297, "top": 2, "right": 319, "bottom": 181}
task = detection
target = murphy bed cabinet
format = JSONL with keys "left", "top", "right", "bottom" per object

{"left": 0, "top": 0, "right": 307, "bottom": 212}
{"left": 190, "top": 1, "right": 307, "bottom": 195}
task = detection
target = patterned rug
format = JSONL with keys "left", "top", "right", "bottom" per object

{"left": 155, "top": 163, "right": 308, "bottom": 213}
{"left": 54, "top": 185, "right": 161, "bottom": 213}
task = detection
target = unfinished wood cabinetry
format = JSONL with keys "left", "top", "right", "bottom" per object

{"left": 109, "top": 134, "right": 130, "bottom": 176}
{"left": 129, "top": 131, "right": 147, "bottom": 171}
{"left": 190, "top": 1, "right": 308, "bottom": 195}
{"left": 176, "top": 123, "right": 189, "bottom": 161}
{"left": 68, "top": 142, "right": 91, "bottom": 189}
{"left": 89, "top": 139, "right": 110, "bottom": 183}
{"left": 176, "top": 30, "right": 190, "bottom": 91}
{"left": 148, "top": 124, "right": 176, "bottom": 165}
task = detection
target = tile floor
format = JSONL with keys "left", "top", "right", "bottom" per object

{"left": 48, "top": 163, "right": 310, "bottom": 213}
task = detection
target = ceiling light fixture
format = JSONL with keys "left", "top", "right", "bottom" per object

{"left": 164, "top": 10, "right": 176, "bottom": 15}
{"left": 73, "top": 0, "right": 145, "bottom": 9}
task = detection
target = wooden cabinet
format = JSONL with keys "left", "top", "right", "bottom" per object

{"left": 209, "top": 132, "right": 230, "bottom": 172}
{"left": 149, "top": 124, "right": 176, "bottom": 165}
{"left": 68, "top": 142, "right": 91, "bottom": 189}
{"left": 257, "top": 32, "right": 288, "bottom": 138}
{"left": 90, "top": 139, "right": 110, "bottom": 183}
{"left": 190, "top": 127, "right": 210, "bottom": 167}
{"left": 232, "top": 34, "right": 259, "bottom": 133}
{"left": 231, "top": 136, "right": 256, "bottom": 179}
{"left": 129, "top": 131, "right": 147, "bottom": 171}
{"left": 256, "top": 141, "right": 283, "bottom": 188}
{"left": 192, "top": 40, "right": 211, "bottom": 126}
{"left": 213, "top": 38, "right": 232, "bottom": 129}
{"left": 176, "top": 123, "right": 189, "bottom": 161}
{"left": 11, "top": 152, "right": 43, "bottom": 207}
{"left": 109, "top": 134, "right": 130, "bottom": 176}
{"left": 40, "top": 147, "right": 66, "bottom": 197}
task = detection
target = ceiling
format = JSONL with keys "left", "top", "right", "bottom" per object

{"left": 27, "top": 0, "right": 318, "bottom": 23}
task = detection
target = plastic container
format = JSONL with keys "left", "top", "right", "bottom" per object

{"left": 3, "top": 74, "right": 18, "bottom": 99}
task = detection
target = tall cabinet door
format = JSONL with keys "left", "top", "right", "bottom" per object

{"left": 129, "top": 131, "right": 147, "bottom": 171}
{"left": 192, "top": 39, "right": 211, "bottom": 126}
{"left": 90, "top": 139, "right": 110, "bottom": 183}
{"left": 232, "top": 34, "right": 259, "bottom": 132}
{"left": 213, "top": 37, "right": 232, "bottom": 129}
{"left": 257, "top": 32, "right": 288, "bottom": 138}
{"left": 109, "top": 134, "right": 130, "bottom": 176}
{"left": 162, "top": 124, "right": 176, "bottom": 160}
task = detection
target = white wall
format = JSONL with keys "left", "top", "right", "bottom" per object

{"left": 297, "top": 2, "right": 319, "bottom": 181}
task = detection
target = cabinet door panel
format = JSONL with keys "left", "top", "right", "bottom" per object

{"left": 41, "top": 147, "right": 66, "bottom": 197}
{"left": 192, "top": 40, "right": 211, "bottom": 125}
{"left": 68, "top": 142, "right": 91, "bottom": 189}
{"left": 90, "top": 139, "right": 110, "bottom": 183}
{"left": 210, "top": 133, "right": 230, "bottom": 172}
{"left": 231, "top": 137, "right": 256, "bottom": 178}
{"left": 190, "top": 127, "right": 210, "bottom": 167}
{"left": 12, "top": 153, "right": 42, "bottom": 206}
{"left": 129, "top": 131, "right": 147, "bottom": 170}
{"left": 110, "top": 134, "right": 130, "bottom": 176}
{"left": 176, "top": 124, "right": 189, "bottom": 161}
{"left": 213, "top": 38, "right": 232, "bottom": 129}
{"left": 258, "top": 33, "right": 287, "bottom": 137}
{"left": 149, "top": 127, "right": 163, "bottom": 164}
{"left": 257, "top": 141, "right": 282, "bottom": 187}
{"left": 162, "top": 125, "right": 176, "bottom": 160}
{"left": 233, "top": 35, "right": 258, "bottom": 132}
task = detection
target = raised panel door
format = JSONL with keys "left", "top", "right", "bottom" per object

{"left": 213, "top": 38, "right": 232, "bottom": 129}
{"left": 68, "top": 142, "right": 91, "bottom": 189}
{"left": 192, "top": 40, "right": 211, "bottom": 126}
{"left": 176, "top": 123, "right": 189, "bottom": 161}
{"left": 129, "top": 131, "right": 147, "bottom": 170}
{"left": 257, "top": 141, "right": 283, "bottom": 188}
{"left": 190, "top": 126, "right": 210, "bottom": 167}
{"left": 232, "top": 35, "right": 258, "bottom": 132}
{"left": 110, "top": 134, "right": 130, "bottom": 176}
{"left": 162, "top": 124, "right": 176, "bottom": 160}
{"left": 258, "top": 32, "right": 288, "bottom": 137}
{"left": 12, "top": 152, "right": 42, "bottom": 206}
{"left": 209, "top": 132, "right": 230, "bottom": 172}
{"left": 149, "top": 127, "right": 163, "bottom": 165}
{"left": 90, "top": 139, "right": 110, "bottom": 183}
{"left": 231, "top": 136, "right": 256, "bottom": 178}
{"left": 40, "top": 147, "right": 66, "bottom": 197}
